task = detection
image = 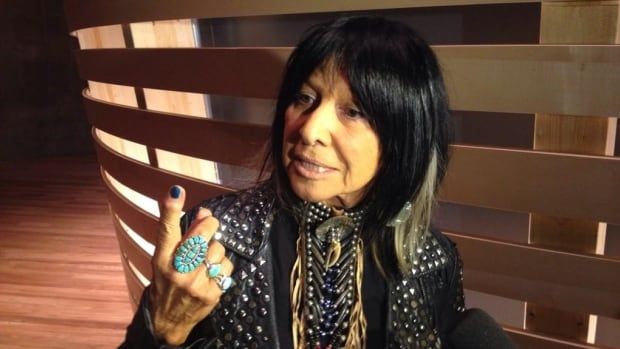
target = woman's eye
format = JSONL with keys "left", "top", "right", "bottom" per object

{"left": 343, "top": 107, "right": 365, "bottom": 119}
{"left": 293, "top": 92, "right": 315, "bottom": 106}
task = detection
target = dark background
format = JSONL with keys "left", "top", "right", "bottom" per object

{"left": 0, "top": 0, "right": 90, "bottom": 161}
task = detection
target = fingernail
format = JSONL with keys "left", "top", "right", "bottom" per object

{"left": 170, "top": 185, "right": 181, "bottom": 199}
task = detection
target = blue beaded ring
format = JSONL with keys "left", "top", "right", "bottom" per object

{"left": 173, "top": 235, "right": 208, "bottom": 273}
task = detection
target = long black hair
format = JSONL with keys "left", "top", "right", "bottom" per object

{"left": 263, "top": 16, "right": 452, "bottom": 279}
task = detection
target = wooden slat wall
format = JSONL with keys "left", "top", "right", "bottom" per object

{"left": 75, "top": 45, "right": 620, "bottom": 116}
{"left": 63, "top": 1, "right": 620, "bottom": 348}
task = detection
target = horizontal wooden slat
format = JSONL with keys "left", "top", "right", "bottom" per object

{"left": 111, "top": 213, "right": 153, "bottom": 281}
{"left": 84, "top": 92, "right": 270, "bottom": 167}
{"left": 77, "top": 48, "right": 290, "bottom": 99}
{"left": 64, "top": 0, "right": 538, "bottom": 32}
{"left": 75, "top": 46, "right": 620, "bottom": 116}
{"left": 505, "top": 326, "right": 612, "bottom": 349}
{"left": 446, "top": 232, "right": 620, "bottom": 319}
{"left": 441, "top": 145, "right": 620, "bottom": 225}
{"left": 93, "top": 128, "right": 234, "bottom": 210}
{"left": 100, "top": 166, "right": 159, "bottom": 245}
{"left": 435, "top": 45, "right": 620, "bottom": 116}
{"left": 120, "top": 254, "right": 145, "bottom": 311}
{"left": 465, "top": 269, "right": 619, "bottom": 319}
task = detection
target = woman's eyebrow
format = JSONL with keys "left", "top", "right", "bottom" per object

{"left": 303, "top": 79, "right": 322, "bottom": 93}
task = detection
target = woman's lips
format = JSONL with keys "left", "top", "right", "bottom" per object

{"left": 291, "top": 157, "right": 336, "bottom": 179}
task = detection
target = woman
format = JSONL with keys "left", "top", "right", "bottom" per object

{"left": 122, "top": 16, "right": 464, "bottom": 349}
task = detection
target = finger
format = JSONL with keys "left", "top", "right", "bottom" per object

{"left": 219, "top": 258, "right": 234, "bottom": 276}
{"left": 196, "top": 207, "right": 212, "bottom": 219}
{"left": 207, "top": 258, "right": 234, "bottom": 295}
{"left": 205, "top": 241, "right": 225, "bottom": 266}
{"left": 185, "top": 207, "right": 212, "bottom": 235}
{"left": 156, "top": 185, "right": 186, "bottom": 261}
{"left": 186, "top": 215, "right": 220, "bottom": 242}
{"left": 187, "top": 207, "right": 212, "bottom": 232}
{"left": 200, "top": 257, "right": 234, "bottom": 305}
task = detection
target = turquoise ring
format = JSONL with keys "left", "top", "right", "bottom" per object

{"left": 173, "top": 235, "right": 208, "bottom": 273}
{"left": 213, "top": 274, "right": 233, "bottom": 292}
{"left": 204, "top": 261, "right": 222, "bottom": 278}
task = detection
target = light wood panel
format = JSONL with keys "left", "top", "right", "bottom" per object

{"left": 540, "top": 1, "right": 620, "bottom": 44}
{"left": 0, "top": 156, "right": 132, "bottom": 348}
{"left": 74, "top": 45, "right": 620, "bottom": 116}
{"left": 84, "top": 92, "right": 270, "bottom": 168}
{"left": 64, "top": 0, "right": 540, "bottom": 32}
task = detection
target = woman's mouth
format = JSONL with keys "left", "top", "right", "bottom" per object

{"left": 291, "top": 157, "right": 335, "bottom": 179}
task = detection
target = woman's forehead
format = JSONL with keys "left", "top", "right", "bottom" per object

{"left": 304, "top": 60, "right": 353, "bottom": 99}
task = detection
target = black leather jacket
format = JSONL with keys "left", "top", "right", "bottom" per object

{"left": 121, "top": 184, "right": 465, "bottom": 349}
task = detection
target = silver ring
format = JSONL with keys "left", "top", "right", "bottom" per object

{"left": 213, "top": 274, "right": 233, "bottom": 292}
{"left": 204, "top": 260, "right": 222, "bottom": 278}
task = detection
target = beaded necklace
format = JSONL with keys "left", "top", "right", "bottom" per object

{"left": 291, "top": 202, "right": 367, "bottom": 349}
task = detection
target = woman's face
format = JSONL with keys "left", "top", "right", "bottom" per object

{"left": 282, "top": 65, "right": 381, "bottom": 209}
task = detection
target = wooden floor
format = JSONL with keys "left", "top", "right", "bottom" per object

{"left": 0, "top": 156, "right": 133, "bottom": 348}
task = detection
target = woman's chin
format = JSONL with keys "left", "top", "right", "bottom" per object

{"left": 288, "top": 180, "right": 331, "bottom": 204}
{"left": 291, "top": 186, "right": 326, "bottom": 204}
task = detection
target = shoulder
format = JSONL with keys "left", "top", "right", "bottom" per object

{"left": 387, "top": 228, "right": 462, "bottom": 347}
{"left": 408, "top": 227, "right": 459, "bottom": 279}
{"left": 388, "top": 226, "right": 461, "bottom": 297}
{"left": 180, "top": 182, "right": 276, "bottom": 259}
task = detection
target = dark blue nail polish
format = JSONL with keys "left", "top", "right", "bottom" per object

{"left": 170, "top": 185, "right": 181, "bottom": 199}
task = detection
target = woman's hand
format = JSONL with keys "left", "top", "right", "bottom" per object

{"left": 148, "top": 185, "right": 233, "bottom": 345}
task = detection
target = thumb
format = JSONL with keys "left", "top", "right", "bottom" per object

{"left": 156, "top": 185, "right": 186, "bottom": 260}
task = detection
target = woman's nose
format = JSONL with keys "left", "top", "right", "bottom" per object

{"left": 298, "top": 102, "right": 334, "bottom": 146}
